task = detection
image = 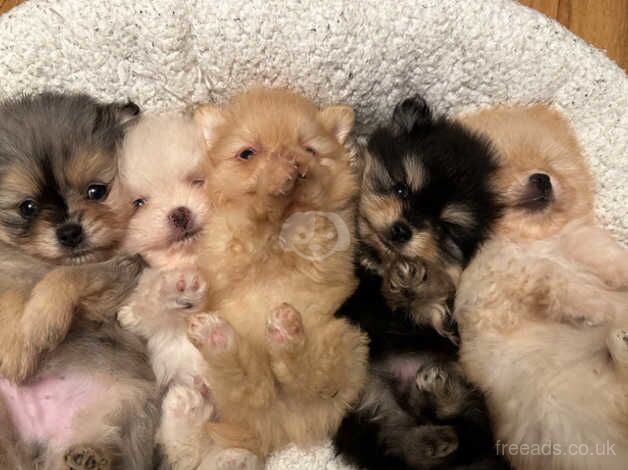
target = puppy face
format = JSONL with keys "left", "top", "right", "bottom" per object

{"left": 458, "top": 105, "right": 595, "bottom": 241}
{"left": 359, "top": 96, "right": 500, "bottom": 277}
{"left": 194, "top": 88, "right": 356, "bottom": 219}
{"left": 0, "top": 93, "right": 139, "bottom": 264}
{"left": 118, "top": 113, "right": 209, "bottom": 265}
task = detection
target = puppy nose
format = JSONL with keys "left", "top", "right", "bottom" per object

{"left": 169, "top": 207, "right": 192, "bottom": 230}
{"left": 529, "top": 173, "right": 552, "bottom": 194}
{"left": 56, "top": 223, "right": 84, "bottom": 248}
{"left": 389, "top": 221, "right": 412, "bottom": 244}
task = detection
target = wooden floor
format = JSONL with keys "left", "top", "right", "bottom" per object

{"left": 519, "top": 0, "right": 627, "bottom": 70}
{"left": 1, "top": 0, "right": 626, "bottom": 71}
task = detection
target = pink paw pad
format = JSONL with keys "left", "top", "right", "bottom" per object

{"left": 188, "top": 314, "right": 234, "bottom": 352}
{"left": 160, "top": 269, "right": 207, "bottom": 312}
{"left": 266, "top": 303, "right": 304, "bottom": 345}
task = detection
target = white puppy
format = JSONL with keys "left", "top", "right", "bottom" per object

{"left": 116, "top": 112, "right": 258, "bottom": 470}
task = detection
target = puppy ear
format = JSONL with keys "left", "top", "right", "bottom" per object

{"left": 391, "top": 95, "right": 432, "bottom": 135}
{"left": 194, "top": 104, "right": 226, "bottom": 146}
{"left": 319, "top": 105, "right": 355, "bottom": 144}
{"left": 113, "top": 100, "right": 141, "bottom": 125}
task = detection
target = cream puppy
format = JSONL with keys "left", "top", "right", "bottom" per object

{"left": 116, "top": 113, "right": 258, "bottom": 470}
{"left": 455, "top": 105, "right": 628, "bottom": 470}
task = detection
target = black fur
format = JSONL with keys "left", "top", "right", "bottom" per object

{"left": 334, "top": 96, "right": 507, "bottom": 469}
{"left": 366, "top": 95, "right": 500, "bottom": 267}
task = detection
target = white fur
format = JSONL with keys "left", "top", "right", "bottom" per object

{"left": 117, "top": 113, "right": 257, "bottom": 469}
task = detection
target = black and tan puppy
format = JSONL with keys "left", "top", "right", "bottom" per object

{"left": 0, "top": 93, "right": 158, "bottom": 470}
{"left": 334, "top": 96, "right": 506, "bottom": 469}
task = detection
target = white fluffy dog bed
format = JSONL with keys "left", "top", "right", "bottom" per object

{"left": 0, "top": 0, "right": 626, "bottom": 467}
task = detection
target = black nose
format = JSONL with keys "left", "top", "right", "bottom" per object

{"left": 389, "top": 221, "right": 412, "bottom": 244}
{"left": 56, "top": 223, "right": 84, "bottom": 248}
{"left": 169, "top": 207, "right": 192, "bottom": 230}
{"left": 529, "top": 173, "right": 552, "bottom": 194}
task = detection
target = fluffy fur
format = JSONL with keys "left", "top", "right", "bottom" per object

{"left": 334, "top": 96, "right": 505, "bottom": 469}
{"left": 187, "top": 88, "right": 369, "bottom": 458}
{"left": 357, "top": 96, "right": 501, "bottom": 336}
{"left": 117, "top": 112, "right": 258, "bottom": 470}
{"left": 455, "top": 104, "right": 628, "bottom": 470}
{"left": 0, "top": 92, "right": 159, "bottom": 470}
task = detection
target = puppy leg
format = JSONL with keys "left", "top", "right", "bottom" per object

{"left": 48, "top": 377, "right": 159, "bottom": 470}
{"left": 119, "top": 267, "right": 207, "bottom": 338}
{"left": 560, "top": 225, "right": 628, "bottom": 289}
{"left": 0, "top": 256, "right": 142, "bottom": 382}
{"left": 389, "top": 424, "right": 459, "bottom": 468}
{"left": 383, "top": 258, "right": 457, "bottom": 339}
{"left": 363, "top": 375, "right": 459, "bottom": 468}
{"left": 267, "top": 305, "right": 368, "bottom": 402}
{"left": 158, "top": 384, "right": 215, "bottom": 470}
{"left": 413, "top": 363, "right": 472, "bottom": 420}
{"left": 188, "top": 313, "right": 276, "bottom": 410}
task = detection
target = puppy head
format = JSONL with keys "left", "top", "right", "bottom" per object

{"left": 194, "top": 87, "right": 357, "bottom": 219}
{"left": 459, "top": 105, "right": 595, "bottom": 241}
{"left": 118, "top": 113, "right": 208, "bottom": 267}
{"left": 0, "top": 92, "right": 139, "bottom": 264}
{"left": 359, "top": 95, "right": 501, "bottom": 279}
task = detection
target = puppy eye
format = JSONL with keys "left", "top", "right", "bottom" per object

{"left": 133, "top": 198, "right": 146, "bottom": 209}
{"left": 18, "top": 199, "right": 40, "bottom": 219}
{"left": 304, "top": 146, "right": 317, "bottom": 156}
{"left": 191, "top": 178, "right": 205, "bottom": 187}
{"left": 86, "top": 183, "right": 108, "bottom": 201}
{"left": 394, "top": 183, "right": 410, "bottom": 199}
{"left": 237, "top": 148, "right": 256, "bottom": 161}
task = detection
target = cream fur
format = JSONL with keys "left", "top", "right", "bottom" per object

{"left": 455, "top": 105, "right": 628, "bottom": 470}
{"left": 116, "top": 113, "right": 258, "bottom": 470}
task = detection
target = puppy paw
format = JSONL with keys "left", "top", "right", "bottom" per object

{"left": 266, "top": 303, "right": 305, "bottom": 351}
{"left": 265, "top": 159, "right": 301, "bottom": 197}
{"left": 388, "top": 258, "right": 426, "bottom": 293}
{"left": 423, "top": 427, "right": 459, "bottom": 459}
{"left": 187, "top": 313, "right": 235, "bottom": 354}
{"left": 159, "top": 268, "right": 208, "bottom": 312}
{"left": 63, "top": 445, "right": 111, "bottom": 470}
{"left": 416, "top": 365, "right": 448, "bottom": 393}
{"left": 403, "top": 426, "right": 458, "bottom": 464}
{"left": 608, "top": 329, "right": 628, "bottom": 368}
{"left": 161, "top": 384, "right": 214, "bottom": 431}
{"left": 214, "top": 448, "right": 260, "bottom": 470}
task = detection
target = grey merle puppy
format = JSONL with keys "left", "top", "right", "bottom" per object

{"left": 0, "top": 92, "right": 159, "bottom": 470}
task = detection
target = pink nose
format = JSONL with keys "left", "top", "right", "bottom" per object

{"left": 169, "top": 206, "right": 192, "bottom": 230}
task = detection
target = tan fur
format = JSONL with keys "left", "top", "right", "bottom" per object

{"left": 0, "top": 250, "right": 141, "bottom": 385}
{"left": 458, "top": 104, "right": 596, "bottom": 240}
{"left": 190, "top": 88, "right": 369, "bottom": 457}
{"left": 455, "top": 105, "right": 628, "bottom": 470}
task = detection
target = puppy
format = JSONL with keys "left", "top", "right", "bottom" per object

{"left": 117, "top": 112, "right": 258, "bottom": 470}
{"left": 357, "top": 96, "right": 501, "bottom": 337}
{"left": 334, "top": 96, "right": 506, "bottom": 469}
{"left": 187, "top": 87, "right": 369, "bottom": 458}
{"left": 0, "top": 92, "right": 159, "bottom": 469}
{"left": 455, "top": 104, "right": 628, "bottom": 470}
